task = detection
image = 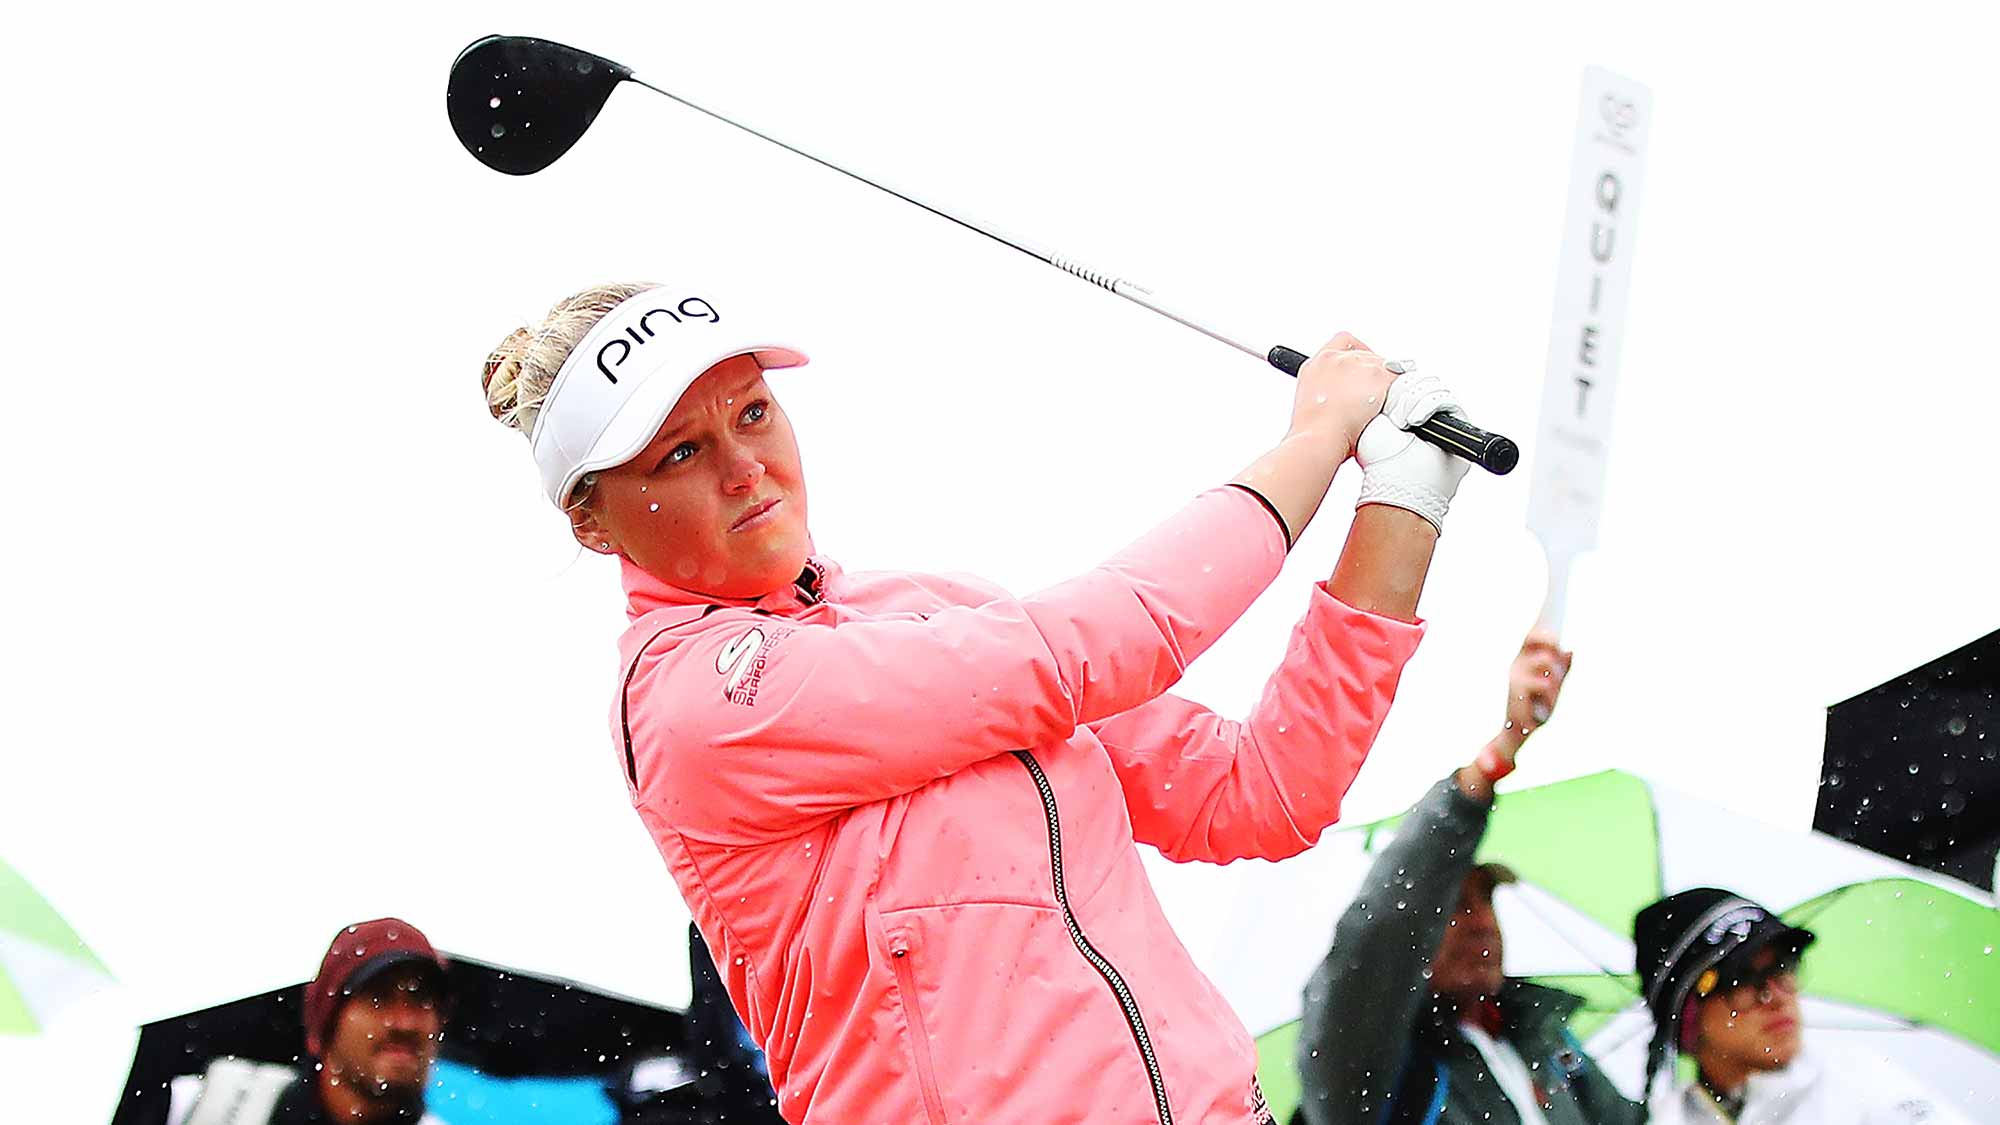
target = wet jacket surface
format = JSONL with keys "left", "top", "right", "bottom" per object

{"left": 1296, "top": 776, "right": 1642, "bottom": 1125}
{"left": 613, "top": 487, "right": 1425, "bottom": 1123}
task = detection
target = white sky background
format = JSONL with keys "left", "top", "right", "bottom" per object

{"left": 4, "top": 2, "right": 1998, "bottom": 1117}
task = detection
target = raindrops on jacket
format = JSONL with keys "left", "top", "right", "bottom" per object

{"left": 649, "top": 503, "right": 660, "bottom": 513}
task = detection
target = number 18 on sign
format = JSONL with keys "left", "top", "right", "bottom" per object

{"left": 1528, "top": 67, "right": 1653, "bottom": 636}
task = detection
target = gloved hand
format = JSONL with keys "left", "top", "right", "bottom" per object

{"left": 1353, "top": 363, "right": 1471, "bottom": 533}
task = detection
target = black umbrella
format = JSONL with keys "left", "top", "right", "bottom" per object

{"left": 113, "top": 955, "right": 698, "bottom": 1124}
{"left": 1817, "top": 626, "right": 2000, "bottom": 890}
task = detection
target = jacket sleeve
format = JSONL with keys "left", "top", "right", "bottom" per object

{"left": 1295, "top": 776, "right": 1492, "bottom": 1125}
{"left": 626, "top": 486, "right": 1287, "bottom": 844}
{"left": 1087, "top": 583, "right": 1424, "bottom": 863}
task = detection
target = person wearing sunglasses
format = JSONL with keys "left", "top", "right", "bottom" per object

{"left": 1632, "top": 888, "right": 1972, "bottom": 1124}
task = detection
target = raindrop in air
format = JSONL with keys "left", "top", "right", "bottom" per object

{"left": 489, "top": 96, "right": 502, "bottom": 109}
{"left": 490, "top": 123, "right": 506, "bottom": 138}
{"left": 1946, "top": 715, "right": 1969, "bottom": 736}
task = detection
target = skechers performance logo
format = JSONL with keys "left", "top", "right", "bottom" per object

{"left": 596, "top": 297, "right": 720, "bottom": 384}
{"left": 718, "top": 625, "right": 788, "bottom": 706}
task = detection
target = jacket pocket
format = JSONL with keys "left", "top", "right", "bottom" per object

{"left": 888, "top": 930, "right": 950, "bottom": 1125}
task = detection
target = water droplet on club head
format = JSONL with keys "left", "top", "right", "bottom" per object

{"left": 577, "top": 59, "right": 594, "bottom": 75}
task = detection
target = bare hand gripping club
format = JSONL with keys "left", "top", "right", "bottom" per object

{"left": 446, "top": 34, "right": 1519, "bottom": 475}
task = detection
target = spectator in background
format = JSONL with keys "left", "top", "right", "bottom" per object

{"left": 1295, "top": 631, "right": 1642, "bottom": 1125}
{"left": 170, "top": 918, "right": 449, "bottom": 1124}
{"left": 1633, "top": 888, "right": 1972, "bottom": 1124}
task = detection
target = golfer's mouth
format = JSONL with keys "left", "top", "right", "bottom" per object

{"left": 732, "top": 498, "right": 782, "bottom": 532}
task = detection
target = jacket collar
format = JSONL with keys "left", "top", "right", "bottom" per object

{"left": 621, "top": 555, "right": 836, "bottom": 624}
{"left": 1423, "top": 980, "right": 1586, "bottom": 1049}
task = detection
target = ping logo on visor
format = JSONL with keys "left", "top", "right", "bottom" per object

{"left": 593, "top": 297, "right": 720, "bottom": 384}
{"left": 526, "top": 284, "right": 808, "bottom": 508}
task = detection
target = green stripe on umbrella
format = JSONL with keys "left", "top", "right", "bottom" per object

{"left": 1790, "top": 877, "right": 1999, "bottom": 1051}
{"left": 1474, "top": 770, "right": 1664, "bottom": 932}
{"left": 0, "top": 970, "right": 34, "bottom": 1036}
{"left": 0, "top": 857, "right": 113, "bottom": 1034}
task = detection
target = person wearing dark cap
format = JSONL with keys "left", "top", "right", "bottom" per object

{"left": 1295, "top": 630, "right": 1642, "bottom": 1125}
{"left": 170, "top": 918, "right": 451, "bottom": 1125}
{"left": 1632, "top": 889, "right": 1970, "bottom": 1125}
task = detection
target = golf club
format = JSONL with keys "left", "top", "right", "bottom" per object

{"left": 446, "top": 34, "right": 1519, "bottom": 475}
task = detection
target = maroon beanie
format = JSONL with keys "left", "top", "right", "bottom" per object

{"left": 303, "top": 917, "right": 449, "bottom": 1056}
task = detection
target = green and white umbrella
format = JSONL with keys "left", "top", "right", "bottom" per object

{"left": 1201, "top": 770, "right": 2000, "bottom": 1123}
{"left": 0, "top": 858, "right": 114, "bottom": 1036}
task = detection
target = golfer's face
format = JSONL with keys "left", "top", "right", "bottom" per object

{"left": 592, "top": 355, "right": 810, "bottom": 598}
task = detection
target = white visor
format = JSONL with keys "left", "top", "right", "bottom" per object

{"left": 529, "top": 286, "right": 808, "bottom": 506}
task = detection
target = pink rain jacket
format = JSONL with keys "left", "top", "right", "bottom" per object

{"left": 612, "top": 487, "right": 1424, "bottom": 1124}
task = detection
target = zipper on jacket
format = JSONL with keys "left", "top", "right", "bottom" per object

{"left": 889, "top": 937, "right": 950, "bottom": 1125}
{"left": 1011, "top": 749, "right": 1174, "bottom": 1125}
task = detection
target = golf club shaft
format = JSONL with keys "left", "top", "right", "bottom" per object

{"left": 632, "top": 75, "right": 1518, "bottom": 475}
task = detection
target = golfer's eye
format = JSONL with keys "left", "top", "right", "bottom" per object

{"left": 740, "top": 400, "right": 768, "bottom": 426}
{"left": 660, "top": 441, "right": 698, "bottom": 469}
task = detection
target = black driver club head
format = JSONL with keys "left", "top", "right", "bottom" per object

{"left": 447, "top": 35, "right": 633, "bottom": 175}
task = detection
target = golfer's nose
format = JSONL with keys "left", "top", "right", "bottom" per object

{"left": 721, "top": 443, "right": 765, "bottom": 494}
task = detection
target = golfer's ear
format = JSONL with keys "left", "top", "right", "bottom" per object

{"left": 570, "top": 505, "right": 616, "bottom": 556}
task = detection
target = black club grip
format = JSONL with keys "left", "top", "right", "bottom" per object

{"left": 1266, "top": 345, "right": 1517, "bottom": 475}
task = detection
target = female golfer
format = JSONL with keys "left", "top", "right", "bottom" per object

{"left": 481, "top": 280, "right": 1470, "bottom": 1124}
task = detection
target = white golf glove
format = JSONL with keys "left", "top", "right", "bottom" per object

{"left": 1354, "top": 363, "right": 1471, "bottom": 533}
